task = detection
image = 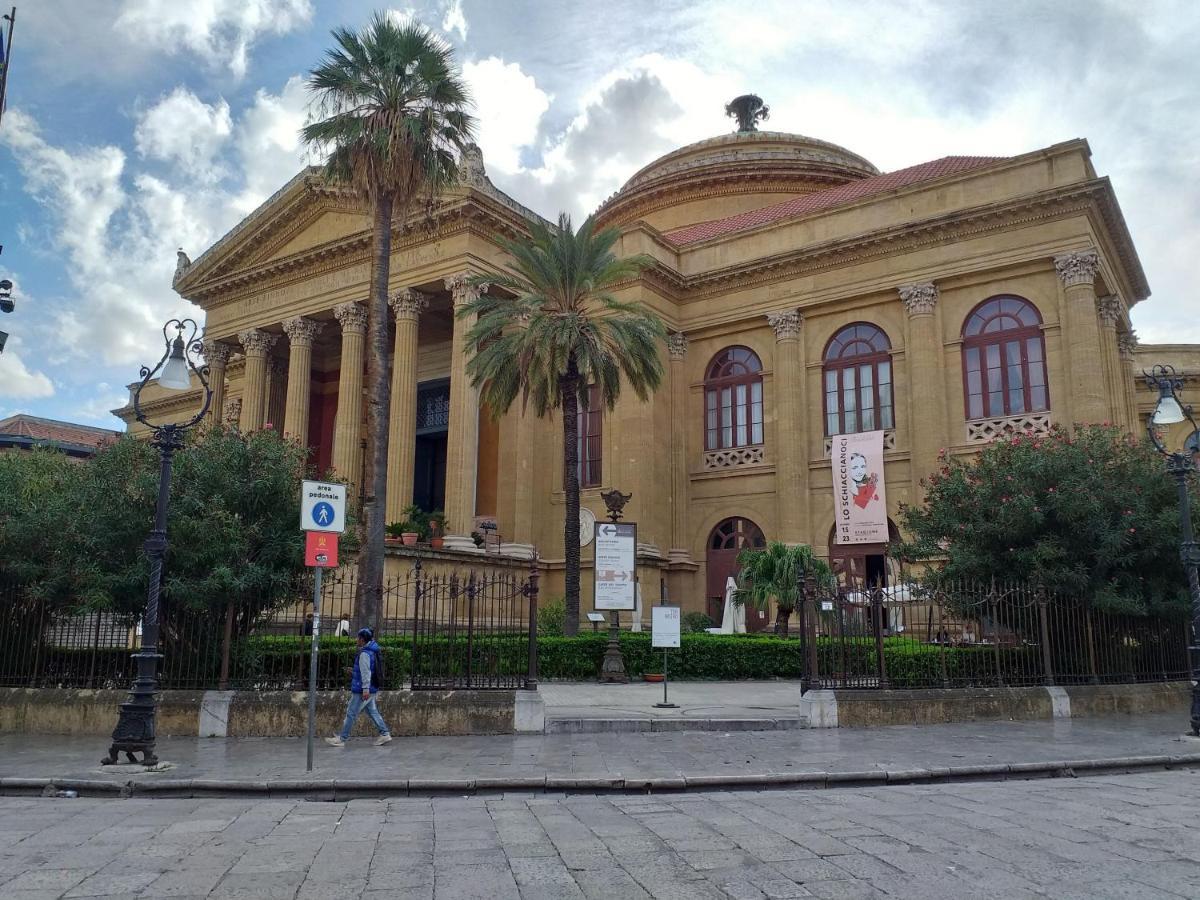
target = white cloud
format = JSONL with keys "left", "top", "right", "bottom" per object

{"left": 233, "top": 75, "right": 315, "bottom": 215}
{"left": 115, "top": 0, "right": 314, "bottom": 79}
{"left": 386, "top": 7, "right": 419, "bottom": 28}
{"left": 462, "top": 58, "right": 550, "bottom": 174}
{"left": 440, "top": 0, "right": 468, "bottom": 41}
{"left": 135, "top": 88, "right": 233, "bottom": 181}
{"left": 0, "top": 337, "right": 55, "bottom": 400}
{"left": 74, "top": 383, "right": 129, "bottom": 423}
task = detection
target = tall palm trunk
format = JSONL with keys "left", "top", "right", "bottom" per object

{"left": 561, "top": 355, "right": 581, "bottom": 637}
{"left": 356, "top": 190, "right": 395, "bottom": 630}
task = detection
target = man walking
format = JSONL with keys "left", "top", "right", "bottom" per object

{"left": 325, "top": 627, "right": 392, "bottom": 747}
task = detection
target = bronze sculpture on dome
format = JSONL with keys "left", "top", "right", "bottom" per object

{"left": 725, "top": 94, "right": 769, "bottom": 133}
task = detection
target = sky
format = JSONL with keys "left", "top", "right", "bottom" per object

{"left": 1, "top": 0, "right": 1198, "bottom": 428}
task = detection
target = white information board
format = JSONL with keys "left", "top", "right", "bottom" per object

{"left": 300, "top": 480, "right": 347, "bottom": 534}
{"left": 594, "top": 521, "right": 637, "bottom": 611}
{"left": 652, "top": 606, "right": 681, "bottom": 648}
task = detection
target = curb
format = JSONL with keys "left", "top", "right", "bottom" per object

{"left": 6, "top": 753, "right": 1200, "bottom": 800}
{"left": 545, "top": 717, "right": 800, "bottom": 734}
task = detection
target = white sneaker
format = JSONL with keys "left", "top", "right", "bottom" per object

{"left": 374, "top": 734, "right": 393, "bottom": 746}
{"left": 325, "top": 736, "right": 345, "bottom": 747}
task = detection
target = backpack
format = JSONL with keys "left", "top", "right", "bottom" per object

{"left": 370, "top": 648, "right": 385, "bottom": 690}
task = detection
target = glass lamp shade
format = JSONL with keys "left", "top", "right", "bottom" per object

{"left": 1151, "top": 394, "right": 1186, "bottom": 426}
{"left": 159, "top": 337, "right": 192, "bottom": 390}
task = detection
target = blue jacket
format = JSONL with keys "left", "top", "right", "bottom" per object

{"left": 350, "top": 640, "right": 382, "bottom": 694}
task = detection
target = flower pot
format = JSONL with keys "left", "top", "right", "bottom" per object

{"left": 385, "top": 537, "right": 403, "bottom": 547}
{"left": 643, "top": 673, "right": 665, "bottom": 683}
{"left": 430, "top": 537, "right": 444, "bottom": 549}
{"left": 402, "top": 533, "right": 419, "bottom": 546}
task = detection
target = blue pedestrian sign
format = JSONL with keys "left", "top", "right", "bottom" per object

{"left": 300, "top": 480, "right": 346, "bottom": 534}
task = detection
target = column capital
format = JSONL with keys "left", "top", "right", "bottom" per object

{"left": 898, "top": 282, "right": 939, "bottom": 316}
{"left": 334, "top": 301, "right": 368, "bottom": 334}
{"left": 201, "top": 339, "right": 232, "bottom": 367}
{"left": 667, "top": 332, "right": 688, "bottom": 360}
{"left": 445, "top": 272, "right": 489, "bottom": 307}
{"left": 766, "top": 309, "right": 803, "bottom": 341}
{"left": 1096, "top": 294, "right": 1123, "bottom": 327}
{"left": 1117, "top": 330, "right": 1139, "bottom": 360}
{"left": 282, "top": 316, "right": 324, "bottom": 346}
{"left": 1054, "top": 248, "right": 1100, "bottom": 287}
{"left": 389, "top": 288, "right": 430, "bottom": 321}
{"left": 238, "top": 328, "right": 278, "bottom": 356}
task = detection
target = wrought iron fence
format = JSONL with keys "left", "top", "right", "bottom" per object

{"left": 0, "top": 560, "right": 539, "bottom": 693}
{"left": 796, "top": 579, "right": 1189, "bottom": 690}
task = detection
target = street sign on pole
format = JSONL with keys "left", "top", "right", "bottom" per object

{"left": 594, "top": 521, "right": 637, "bottom": 611}
{"left": 301, "top": 480, "right": 346, "bottom": 533}
{"left": 651, "top": 605, "right": 681, "bottom": 648}
{"left": 305, "top": 531, "right": 338, "bottom": 568}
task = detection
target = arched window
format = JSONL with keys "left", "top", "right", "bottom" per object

{"left": 823, "top": 323, "right": 893, "bottom": 435}
{"left": 705, "top": 347, "right": 763, "bottom": 450}
{"left": 962, "top": 296, "right": 1048, "bottom": 419}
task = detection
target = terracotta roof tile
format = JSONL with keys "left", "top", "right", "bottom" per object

{"left": 0, "top": 414, "right": 119, "bottom": 450}
{"left": 664, "top": 155, "right": 1005, "bottom": 246}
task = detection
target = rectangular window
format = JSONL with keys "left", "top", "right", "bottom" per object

{"left": 576, "top": 385, "right": 602, "bottom": 488}
{"left": 841, "top": 366, "right": 858, "bottom": 434}
{"left": 1026, "top": 337, "right": 1048, "bottom": 411}
{"left": 750, "top": 381, "right": 764, "bottom": 444}
{"left": 859, "top": 364, "right": 875, "bottom": 432}
{"left": 965, "top": 347, "right": 983, "bottom": 419}
{"left": 721, "top": 386, "right": 733, "bottom": 447}
{"left": 825, "top": 370, "right": 839, "bottom": 435}
{"left": 1005, "top": 340, "right": 1025, "bottom": 414}
{"left": 985, "top": 343, "right": 1003, "bottom": 417}
{"left": 735, "top": 384, "right": 748, "bottom": 446}
{"left": 879, "top": 361, "right": 894, "bottom": 429}
{"left": 705, "top": 390, "right": 718, "bottom": 450}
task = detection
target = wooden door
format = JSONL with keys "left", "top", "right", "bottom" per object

{"left": 706, "top": 517, "right": 767, "bottom": 631}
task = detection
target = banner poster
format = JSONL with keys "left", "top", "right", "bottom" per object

{"left": 832, "top": 430, "right": 888, "bottom": 544}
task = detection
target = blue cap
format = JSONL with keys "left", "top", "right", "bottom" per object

{"left": 357, "top": 627, "right": 374, "bottom": 640}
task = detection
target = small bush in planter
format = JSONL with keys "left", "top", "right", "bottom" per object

{"left": 682, "top": 611, "right": 715, "bottom": 633}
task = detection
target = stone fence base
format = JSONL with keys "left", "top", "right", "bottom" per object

{"left": 0, "top": 688, "right": 545, "bottom": 738}
{"left": 799, "top": 681, "right": 1191, "bottom": 728}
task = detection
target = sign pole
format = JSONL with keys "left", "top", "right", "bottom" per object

{"left": 306, "top": 566, "right": 322, "bottom": 772}
{"left": 654, "top": 578, "right": 678, "bottom": 709}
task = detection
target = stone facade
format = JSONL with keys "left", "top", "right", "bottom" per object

{"left": 116, "top": 126, "right": 1196, "bottom": 615}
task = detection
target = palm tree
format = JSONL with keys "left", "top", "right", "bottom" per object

{"left": 302, "top": 13, "right": 474, "bottom": 628}
{"left": 459, "top": 214, "right": 667, "bottom": 635}
{"left": 734, "top": 542, "right": 835, "bottom": 635}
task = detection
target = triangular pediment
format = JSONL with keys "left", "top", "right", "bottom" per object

{"left": 247, "top": 208, "right": 371, "bottom": 268}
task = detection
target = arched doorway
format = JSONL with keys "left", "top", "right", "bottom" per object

{"left": 707, "top": 517, "right": 767, "bottom": 631}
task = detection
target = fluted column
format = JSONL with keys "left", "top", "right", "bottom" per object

{"left": 666, "top": 332, "right": 693, "bottom": 563}
{"left": 767, "top": 309, "right": 807, "bottom": 545}
{"left": 237, "top": 329, "right": 277, "bottom": 432}
{"left": 332, "top": 302, "right": 368, "bottom": 485}
{"left": 443, "top": 273, "right": 486, "bottom": 549}
{"left": 282, "top": 316, "right": 323, "bottom": 443}
{"left": 1118, "top": 331, "right": 1140, "bottom": 432}
{"left": 385, "top": 289, "right": 428, "bottom": 523}
{"left": 266, "top": 357, "right": 287, "bottom": 432}
{"left": 201, "top": 339, "right": 231, "bottom": 427}
{"left": 1096, "top": 295, "right": 1125, "bottom": 428}
{"left": 899, "top": 282, "right": 944, "bottom": 497}
{"left": 1054, "top": 249, "right": 1108, "bottom": 424}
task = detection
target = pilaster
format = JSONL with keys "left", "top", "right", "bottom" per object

{"left": 767, "top": 309, "right": 807, "bottom": 545}
{"left": 1096, "top": 295, "right": 1125, "bottom": 428}
{"left": 201, "top": 339, "right": 231, "bottom": 428}
{"left": 1054, "top": 249, "right": 1107, "bottom": 424}
{"left": 237, "top": 329, "right": 277, "bottom": 432}
{"left": 282, "top": 316, "right": 323, "bottom": 443}
{"left": 385, "top": 289, "right": 428, "bottom": 524}
{"left": 899, "top": 281, "right": 944, "bottom": 497}
{"left": 443, "top": 274, "right": 487, "bottom": 550}
{"left": 1118, "top": 331, "right": 1140, "bottom": 432}
{"left": 332, "top": 302, "right": 368, "bottom": 486}
{"left": 667, "top": 332, "right": 693, "bottom": 563}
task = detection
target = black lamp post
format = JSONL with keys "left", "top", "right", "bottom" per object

{"left": 102, "top": 319, "right": 211, "bottom": 766}
{"left": 1144, "top": 364, "right": 1200, "bottom": 736}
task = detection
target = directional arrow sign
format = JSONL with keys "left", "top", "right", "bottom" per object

{"left": 594, "top": 521, "right": 637, "bottom": 611}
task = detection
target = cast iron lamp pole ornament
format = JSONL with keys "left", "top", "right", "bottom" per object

{"left": 599, "top": 490, "right": 632, "bottom": 684}
{"left": 102, "top": 319, "right": 211, "bottom": 766}
{"left": 1143, "top": 364, "right": 1200, "bottom": 736}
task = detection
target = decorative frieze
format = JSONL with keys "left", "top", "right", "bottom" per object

{"left": 766, "top": 309, "right": 802, "bottom": 341}
{"left": 1096, "top": 295, "right": 1123, "bottom": 327}
{"left": 703, "top": 446, "right": 765, "bottom": 470}
{"left": 445, "top": 273, "right": 489, "bottom": 308}
{"left": 282, "top": 316, "right": 324, "bottom": 346}
{"left": 238, "top": 329, "right": 278, "bottom": 356}
{"left": 667, "top": 332, "right": 688, "bottom": 360}
{"left": 1054, "top": 249, "right": 1100, "bottom": 287}
{"left": 333, "top": 301, "right": 368, "bottom": 333}
{"left": 899, "top": 282, "right": 939, "bottom": 316}
{"left": 965, "top": 412, "right": 1052, "bottom": 444}
{"left": 389, "top": 288, "right": 429, "bottom": 321}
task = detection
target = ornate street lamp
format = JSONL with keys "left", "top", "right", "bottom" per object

{"left": 102, "top": 319, "right": 211, "bottom": 766}
{"left": 1144, "top": 364, "right": 1200, "bottom": 736}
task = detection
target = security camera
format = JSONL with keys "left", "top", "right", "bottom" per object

{"left": 0, "top": 279, "right": 12, "bottom": 314}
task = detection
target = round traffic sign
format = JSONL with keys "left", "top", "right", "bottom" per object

{"left": 311, "top": 501, "right": 335, "bottom": 528}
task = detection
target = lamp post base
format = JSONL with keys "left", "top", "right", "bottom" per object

{"left": 599, "top": 612, "right": 629, "bottom": 684}
{"left": 101, "top": 650, "right": 161, "bottom": 766}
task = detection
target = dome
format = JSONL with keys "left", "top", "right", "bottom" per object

{"left": 595, "top": 130, "right": 880, "bottom": 233}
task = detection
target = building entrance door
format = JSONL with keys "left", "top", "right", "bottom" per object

{"left": 706, "top": 517, "right": 767, "bottom": 631}
{"left": 412, "top": 379, "right": 449, "bottom": 514}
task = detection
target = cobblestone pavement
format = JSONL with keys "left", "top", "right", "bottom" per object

{"left": 1, "top": 770, "right": 1199, "bottom": 899}
{"left": 1, "top": 714, "right": 1197, "bottom": 788}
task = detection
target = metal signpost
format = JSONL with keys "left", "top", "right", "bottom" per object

{"left": 652, "top": 579, "right": 680, "bottom": 708}
{"left": 594, "top": 519, "right": 636, "bottom": 683}
{"left": 300, "top": 481, "right": 345, "bottom": 771}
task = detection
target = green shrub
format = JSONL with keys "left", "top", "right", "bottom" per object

{"left": 537, "top": 598, "right": 567, "bottom": 636}
{"left": 681, "top": 611, "right": 714, "bottom": 634}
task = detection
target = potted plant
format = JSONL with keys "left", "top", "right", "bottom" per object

{"left": 384, "top": 522, "right": 406, "bottom": 546}
{"left": 401, "top": 504, "right": 431, "bottom": 544}
{"left": 428, "top": 510, "right": 447, "bottom": 549}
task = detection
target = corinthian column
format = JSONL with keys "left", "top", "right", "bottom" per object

{"left": 1054, "top": 249, "right": 1107, "bottom": 424}
{"left": 282, "top": 316, "right": 323, "bottom": 443}
{"left": 767, "top": 309, "right": 808, "bottom": 545}
{"left": 237, "top": 329, "right": 277, "bottom": 432}
{"left": 666, "top": 332, "right": 693, "bottom": 563}
{"left": 1096, "top": 295, "right": 1125, "bottom": 428}
{"left": 443, "top": 273, "right": 486, "bottom": 550}
{"left": 1118, "top": 331, "right": 1140, "bottom": 432}
{"left": 201, "top": 339, "right": 231, "bottom": 427}
{"left": 385, "top": 289, "right": 428, "bottom": 523}
{"left": 899, "top": 281, "right": 944, "bottom": 497}
{"left": 332, "top": 302, "right": 368, "bottom": 486}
